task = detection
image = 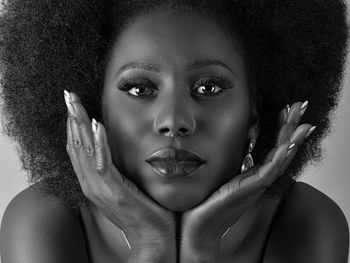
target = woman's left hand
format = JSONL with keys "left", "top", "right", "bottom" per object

{"left": 179, "top": 101, "right": 316, "bottom": 262}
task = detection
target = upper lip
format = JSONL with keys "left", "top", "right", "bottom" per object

{"left": 145, "top": 146, "right": 207, "bottom": 164}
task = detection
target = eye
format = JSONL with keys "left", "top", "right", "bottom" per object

{"left": 128, "top": 86, "right": 154, "bottom": 97}
{"left": 192, "top": 76, "right": 234, "bottom": 98}
{"left": 195, "top": 83, "right": 223, "bottom": 96}
{"left": 118, "top": 78, "right": 158, "bottom": 100}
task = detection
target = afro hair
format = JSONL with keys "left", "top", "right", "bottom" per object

{"left": 0, "top": 0, "right": 349, "bottom": 213}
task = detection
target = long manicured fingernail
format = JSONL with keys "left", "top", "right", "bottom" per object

{"left": 286, "top": 104, "right": 290, "bottom": 114}
{"left": 92, "top": 118, "right": 98, "bottom": 133}
{"left": 299, "top": 100, "right": 308, "bottom": 117}
{"left": 305, "top": 125, "right": 316, "bottom": 138}
{"left": 64, "top": 90, "right": 75, "bottom": 115}
{"left": 64, "top": 90, "right": 71, "bottom": 104}
{"left": 286, "top": 143, "right": 296, "bottom": 158}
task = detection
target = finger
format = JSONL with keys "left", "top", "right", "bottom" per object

{"left": 206, "top": 142, "right": 293, "bottom": 222}
{"left": 92, "top": 120, "right": 145, "bottom": 196}
{"left": 68, "top": 92, "right": 92, "bottom": 127}
{"left": 237, "top": 142, "right": 294, "bottom": 196}
{"left": 289, "top": 123, "right": 313, "bottom": 145}
{"left": 92, "top": 120, "right": 113, "bottom": 175}
{"left": 286, "top": 100, "right": 308, "bottom": 128}
{"left": 69, "top": 111, "right": 99, "bottom": 183}
{"left": 65, "top": 91, "right": 87, "bottom": 186}
{"left": 265, "top": 123, "right": 293, "bottom": 163}
{"left": 72, "top": 105, "right": 95, "bottom": 163}
{"left": 66, "top": 91, "right": 96, "bottom": 164}
{"left": 275, "top": 100, "right": 308, "bottom": 147}
{"left": 270, "top": 102, "right": 303, "bottom": 162}
{"left": 66, "top": 116, "right": 80, "bottom": 172}
{"left": 278, "top": 104, "right": 289, "bottom": 127}
{"left": 279, "top": 124, "right": 316, "bottom": 175}
{"left": 67, "top": 116, "right": 90, "bottom": 191}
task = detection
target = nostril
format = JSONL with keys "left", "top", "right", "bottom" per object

{"left": 159, "top": 128, "right": 170, "bottom": 134}
{"left": 179, "top": 128, "right": 189, "bottom": 135}
{"left": 158, "top": 127, "right": 191, "bottom": 137}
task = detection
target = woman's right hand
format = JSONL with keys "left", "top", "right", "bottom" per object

{"left": 64, "top": 91, "right": 177, "bottom": 263}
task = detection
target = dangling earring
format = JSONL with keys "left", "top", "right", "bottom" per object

{"left": 240, "top": 138, "right": 256, "bottom": 173}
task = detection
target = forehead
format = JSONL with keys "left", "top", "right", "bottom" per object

{"left": 106, "top": 10, "right": 245, "bottom": 76}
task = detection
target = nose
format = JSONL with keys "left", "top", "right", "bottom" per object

{"left": 154, "top": 89, "right": 195, "bottom": 138}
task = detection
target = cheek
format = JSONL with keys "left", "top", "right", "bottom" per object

{"left": 208, "top": 105, "right": 250, "bottom": 183}
{"left": 102, "top": 96, "right": 147, "bottom": 177}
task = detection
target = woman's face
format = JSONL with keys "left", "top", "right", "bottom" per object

{"left": 102, "top": 10, "right": 257, "bottom": 211}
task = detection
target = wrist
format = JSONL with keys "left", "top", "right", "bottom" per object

{"left": 180, "top": 249, "right": 221, "bottom": 263}
{"left": 180, "top": 238, "right": 221, "bottom": 263}
{"left": 128, "top": 237, "right": 176, "bottom": 263}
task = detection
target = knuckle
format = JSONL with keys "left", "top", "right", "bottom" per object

{"left": 94, "top": 141, "right": 108, "bottom": 150}
{"left": 95, "top": 161, "right": 108, "bottom": 174}
{"left": 72, "top": 137, "right": 82, "bottom": 148}
{"left": 289, "top": 115, "right": 300, "bottom": 127}
{"left": 77, "top": 121, "right": 85, "bottom": 130}
{"left": 252, "top": 165, "right": 261, "bottom": 177}
{"left": 226, "top": 182, "right": 238, "bottom": 195}
{"left": 238, "top": 173, "right": 251, "bottom": 188}
{"left": 219, "top": 182, "right": 236, "bottom": 197}
{"left": 95, "top": 166, "right": 105, "bottom": 174}
{"left": 69, "top": 115, "right": 75, "bottom": 123}
{"left": 256, "top": 178, "right": 270, "bottom": 190}
{"left": 83, "top": 145, "right": 95, "bottom": 159}
{"left": 285, "top": 122, "right": 297, "bottom": 131}
{"left": 66, "top": 143, "right": 72, "bottom": 154}
{"left": 255, "top": 168, "right": 271, "bottom": 190}
{"left": 95, "top": 144, "right": 104, "bottom": 151}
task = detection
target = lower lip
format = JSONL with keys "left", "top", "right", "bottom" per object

{"left": 147, "top": 161, "right": 205, "bottom": 178}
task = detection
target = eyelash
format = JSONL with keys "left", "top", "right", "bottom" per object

{"left": 118, "top": 76, "right": 234, "bottom": 100}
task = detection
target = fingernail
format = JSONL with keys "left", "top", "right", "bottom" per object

{"left": 286, "top": 104, "right": 290, "bottom": 114}
{"left": 73, "top": 139, "right": 80, "bottom": 148}
{"left": 299, "top": 100, "right": 308, "bottom": 117}
{"left": 64, "top": 90, "right": 71, "bottom": 104}
{"left": 64, "top": 90, "right": 75, "bottom": 115}
{"left": 92, "top": 118, "right": 98, "bottom": 133}
{"left": 286, "top": 143, "right": 296, "bottom": 158}
{"left": 305, "top": 125, "right": 316, "bottom": 138}
{"left": 221, "top": 227, "right": 231, "bottom": 239}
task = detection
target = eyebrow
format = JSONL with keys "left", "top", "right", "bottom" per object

{"left": 115, "top": 59, "right": 236, "bottom": 79}
{"left": 116, "top": 62, "right": 160, "bottom": 76}
{"left": 186, "top": 60, "right": 236, "bottom": 76}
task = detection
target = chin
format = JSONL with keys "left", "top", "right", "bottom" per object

{"left": 148, "top": 186, "right": 207, "bottom": 212}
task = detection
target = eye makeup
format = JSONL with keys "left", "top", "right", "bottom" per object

{"left": 117, "top": 74, "right": 234, "bottom": 100}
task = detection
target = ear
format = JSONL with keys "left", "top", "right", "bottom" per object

{"left": 247, "top": 104, "right": 260, "bottom": 142}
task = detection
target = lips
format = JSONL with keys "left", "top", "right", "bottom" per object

{"left": 145, "top": 147, "right": 207, "bottom": 178}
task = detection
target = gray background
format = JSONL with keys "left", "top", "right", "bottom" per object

{"left": 0, "top": 1, "right": 349, "bottom": 262}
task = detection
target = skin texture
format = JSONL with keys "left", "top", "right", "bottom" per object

{"left": 66, "top": 94, "right": 177, "bottom": 263}
{"left": 63, "top": 93, "right": 316, "bottom": 262}
{"left": 102, "top": 11, "right": 257, "bottom": 212}
{"left": 0, "top": 0, "right": 348, "bottom": 211}
{"left": 58, "top": 11, "right": 345, "bottom": 262}
{"left": 0, "top": 3, "right": 349, "bottom": 263}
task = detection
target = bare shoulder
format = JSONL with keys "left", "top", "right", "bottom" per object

{"left": 264, "top": 181, "right": 349, "bottom": 263}
{"left": 0, "top": 185, "right": 89, "bottom": 263}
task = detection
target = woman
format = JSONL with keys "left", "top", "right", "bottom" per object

{"left": 0, "top": 0, "right": 349, "bottom": 262}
